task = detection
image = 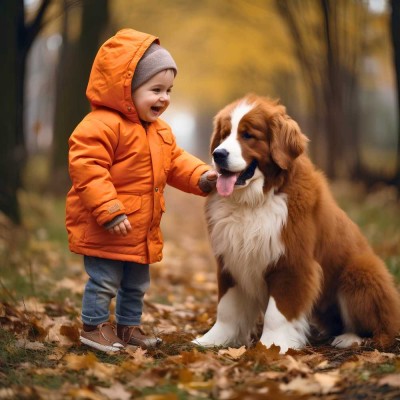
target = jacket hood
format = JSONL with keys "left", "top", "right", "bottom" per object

{"left": 86, "top": 29, "right": 159, "bottom": 123}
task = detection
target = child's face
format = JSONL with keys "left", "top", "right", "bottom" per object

{"left": 132, "top": 69, "right": 175, "bottom": 123}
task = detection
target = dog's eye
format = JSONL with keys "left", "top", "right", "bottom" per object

{"left": 242, "top": 132, "right": 253, "bottom": 140}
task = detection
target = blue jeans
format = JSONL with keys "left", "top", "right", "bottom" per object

{"left": 81, "top": 256, "right": 150, "bottom": 326}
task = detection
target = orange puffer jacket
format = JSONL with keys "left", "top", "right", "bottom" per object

{"left": 66, "top": 29, "right": 210, "bottom": 264}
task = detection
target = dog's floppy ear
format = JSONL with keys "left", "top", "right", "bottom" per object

{"left": 210, "top": 115, "right": 222, "bottom": 154}
{"left": 269, "top": 114, "right": 309, "bottom": 170}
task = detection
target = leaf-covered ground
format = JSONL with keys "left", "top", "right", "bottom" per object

{"left": 1, "top": 183, "right": 400, "bottom": 399}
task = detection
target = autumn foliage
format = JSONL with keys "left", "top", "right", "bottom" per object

{"left": 1, "top": 186, "right": 400, "bottom": 399}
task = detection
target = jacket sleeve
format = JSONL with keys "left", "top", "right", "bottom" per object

{"left": 166, "top": 138, "right": 211, "bottom": 196}
{"left": 68, "top": 118, "right": 126, "bottom": 226}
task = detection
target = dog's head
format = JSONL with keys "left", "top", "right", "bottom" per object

{"left": 210, "top": 94, "right": 308, "bottom": 197}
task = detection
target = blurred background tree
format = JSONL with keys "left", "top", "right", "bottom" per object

{"left": 391, "top": 0, "right": 400, "bottom": 185}
{"left": 0, "top": 0, "right": 51, "bottom": 223}
{"left": 1, "top": 0, "right": 399, "bottom": 223}
{"left": 52, "top": 0, "right": 110, "bottom": 194}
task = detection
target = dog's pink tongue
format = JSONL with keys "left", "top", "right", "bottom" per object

{"left": 217, "top": 174, "right": 239, "bottom": 197}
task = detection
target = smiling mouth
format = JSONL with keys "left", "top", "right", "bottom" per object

{"left": 216, "top": 160, "right": 258, "bottom": 197}
{"left": 151, "top": 106, "right": 162, "bottom": 113}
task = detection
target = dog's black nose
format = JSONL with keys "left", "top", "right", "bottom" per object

{"left": 213, "top": 148, "right": 229, "bottom": 166}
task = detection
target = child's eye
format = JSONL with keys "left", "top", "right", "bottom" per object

{"left": 153, "top": 88, "right": 161, "bottom": 93}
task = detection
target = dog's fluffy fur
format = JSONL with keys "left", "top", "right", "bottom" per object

{"left": 193, "top": 94, "right": 400, "bottom": 353}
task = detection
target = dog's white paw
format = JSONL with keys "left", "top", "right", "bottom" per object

{"left": 332, "top": 333, "right": 362, "bottom": 348}
{"left": 191, "top": 322, "right": 236, "bottom": 347}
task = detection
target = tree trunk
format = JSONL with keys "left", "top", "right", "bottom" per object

{"left": 0, "top": 0, "right": 52, "bottom": 223}
{"left": 51, "top": 0, "right": 109, "bottom": 195}
{"left": 0, "top": 0, "right": 26, "bottom": 223}
{"left": 390, "top": 0, "right": 400, "bottom": 185}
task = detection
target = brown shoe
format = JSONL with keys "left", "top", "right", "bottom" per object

{"left": 80, "top": 322, "right": 125, "bottom": 352}
{"left": 117, "top": 324, "right": 162, "bottom": 349}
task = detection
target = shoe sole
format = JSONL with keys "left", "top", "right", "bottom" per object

{"left": 80, "top": 336, "right": 124, "bottom": 352}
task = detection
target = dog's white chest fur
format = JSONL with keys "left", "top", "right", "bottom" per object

{"left": 206, "top": 186, "right": 288, "bottom": 300}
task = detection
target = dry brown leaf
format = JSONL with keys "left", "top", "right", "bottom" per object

{"left": 34, "top": 368, "right": 58, "bottom": 376}
{"left": 314, "top": 372, "right": 340, "bottom": 394}
{"left": 60, "top": 323, "right": 80, "bottom": 342}
{"left": 97, "top": 382, "right": 131, "bottom": 400}
{"left": 282, "top": 355, "right": 311, "bottom": 374}
{"left": 378, "top": 374, "right": 400, "bottom": 388}
{"left": 18, "top": 297, "right": 46, "bottom": 313}
{"left": 356, "top": 350, "right": 396, "bottom": 364}
{"left": 280, "top": 371, "right": 339, "bottom": 395}
{"left": 140, "top": 394, "right": 179, "bottom": 400}
{"left": 55, "top": 277, "right": 84, "bottom": 294}
{"left": 0, "top": 388, "right": 15, "bottom": 399}
{"left": 181, "top": 349, "right": 204, "bottom": 364}
{"left": 179, "top": 380, "right": 214, "bottom": 390}
{"left": 64, "top": 352, "right": 98, "bottom": 370}
{"left": 178, "top": 368, "right": 193, "bottom": 383}
{"left": 125, "top": 346, "right": 153, "bottom": 363}
{"left": 280, "top": 376, "right": 321, "bottom": 395}
{"left": 15, "top": 339, "right": 46, "bottom": 351}
{"left": 47, "top": 317, "right": 80, "bottom": 345}
{"left": 244, "top": 342, "right": 282, "bottom": 363}
{"left": 218, "top": 346, "right": 247, "bottom": 360}
{"left": 87, "top": 362, "right": 118, "bottom": 381}
{"left": 68, "top": 387, "right": 105, "bottom": 400}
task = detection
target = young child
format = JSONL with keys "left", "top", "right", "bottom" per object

{"left": 66, "top": 28, "right": 217, "bottom": 352}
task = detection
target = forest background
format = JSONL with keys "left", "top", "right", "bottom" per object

{"left": 1, "top": 1, "right": 400, "bottom": 399}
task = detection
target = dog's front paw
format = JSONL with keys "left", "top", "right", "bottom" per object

{"left": 191, "top": 335, "right": 220, "bottom": 347}
{"left": 191, "top": 322, "right": 239, "bottom": 347}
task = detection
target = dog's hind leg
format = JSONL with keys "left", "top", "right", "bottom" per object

{"left": 334, "top": 253, "right": 400, "bottom": 349}
{"left": 192, "top": 285, "right": 259, "bottom": 347}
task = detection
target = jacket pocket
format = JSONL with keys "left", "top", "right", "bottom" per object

{"left": 157, "top": 129, "right": 172, "bottom": 173}
{"left": 83, "top": 194, "right": 145, "bottom": 247}
{"left": 123, "top": 194, "right": 141, "bottom": 214}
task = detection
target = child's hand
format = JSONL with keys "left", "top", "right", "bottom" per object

{"left": 107, "top": 218, "right": 132, "bottom": 236}
{"left": 199, "top": 170, "right": 219, "bottom": 193}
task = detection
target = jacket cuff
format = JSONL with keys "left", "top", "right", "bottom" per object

{"left": 103, "top": 214, "right": 128, "bottom": 230}
{"left": 93, "top": 199, "right": 126, "bottom": 225}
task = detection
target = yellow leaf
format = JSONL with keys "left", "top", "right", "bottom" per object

{"left": 125, "top": 346, "right": 152, "bottom": 363}
{"left": 218, "top": 346, "right": 246, "bottom": 360}
{"left": 141, "top": 395, "right": 178, "bottom": 400}
{"left": 178, "top": 368, "right": 193, "bottom": 383}
{"left": 68, "top": 387, "right": 104, "bottom": 400}
{"left": 64, "top": 352, "right": 98, "bottom": 370}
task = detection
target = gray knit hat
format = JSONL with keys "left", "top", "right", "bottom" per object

{"left": 131, "top": 43, "right": 177, "bottom": 91}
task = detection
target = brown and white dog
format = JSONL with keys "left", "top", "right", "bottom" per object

{"left": 193, "top": 94, "right": 400, "bottom": 353}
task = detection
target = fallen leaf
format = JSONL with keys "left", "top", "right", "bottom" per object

{"left": 15, "top": 339, "right": 46, "bottom": 351}
{"left": 356, "top": 350, "right": 396, "bottom": 364}
{"left": 282, "top": 355, "right": 311, "bottom": 373}
{"left": 68, "top": 387, "right": 105, "bottom": 400}
{"left": 218, "top": 346, "right": 246, "bottom": 360}
{"left": 244, "top": 342, "right": 282, "bottom": 363}
{"left": 64, "top": 352, "right": 98, "bottom": 370}
{"left": 125, "top": 346, "right": 153, "bottom": 363}
{"left": 97, "top": 382, "right": 131, "bottom": 400}
{"left": 314, "top": 372, "right": 340, "bottom": 394}
{"left": 140, "top": 394, "right": 178, "bottom": 400}
{"left": 379, "top": 374, "right": 400, "bottom": 388}
{"left": 280, "top": 376, "right": 321, "bottom": 395}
